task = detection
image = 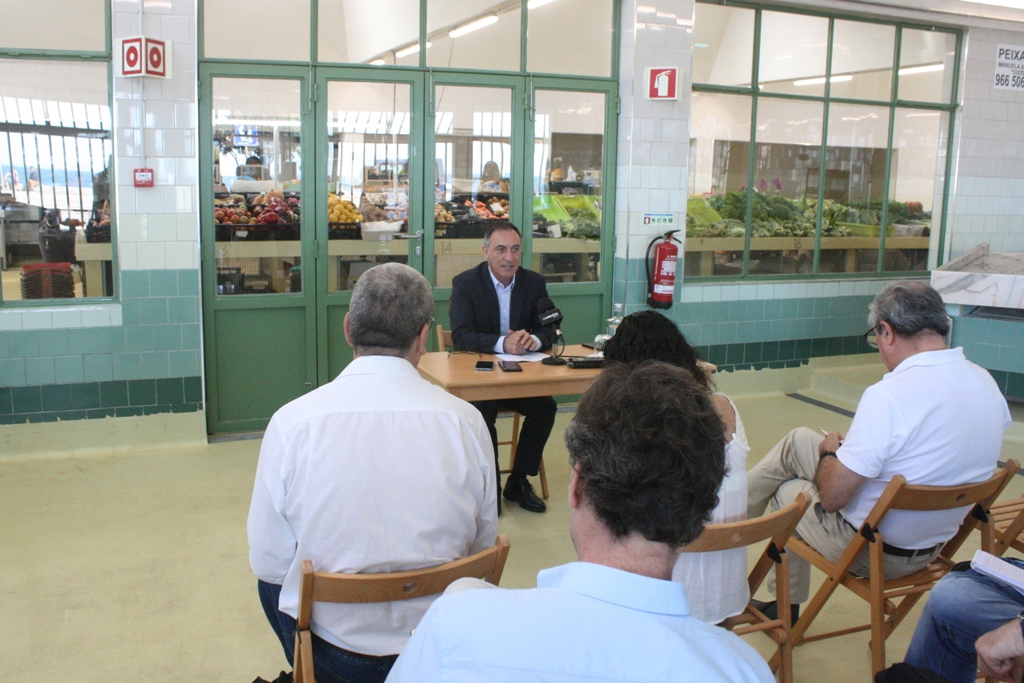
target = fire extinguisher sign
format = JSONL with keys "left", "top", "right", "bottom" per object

{"left": 645, "top": 67, "right": 679, "bottom": 100}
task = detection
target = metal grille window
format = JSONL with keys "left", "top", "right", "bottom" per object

{"left": 685, "top": 2, "right": 959, "bottom": 280}
{"left": 0, "top": 0, "right": 112, "bottom": 303}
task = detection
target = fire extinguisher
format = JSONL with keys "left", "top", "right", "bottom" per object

{"left": 646, "top": 230, "right": 681, "bottom": 310}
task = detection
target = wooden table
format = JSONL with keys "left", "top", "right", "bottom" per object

{"left": 417, "top": 344, "right": 602, "bottom": 402}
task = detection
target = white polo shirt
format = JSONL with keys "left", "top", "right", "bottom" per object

{"left": 837, "top": 347, "right": 1010, "bottom": 549}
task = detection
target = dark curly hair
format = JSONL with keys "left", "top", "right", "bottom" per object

{"left": 602, "top": 310, "right": 709, "bottom": 390}
{"left": 564, "top": 362, "right": 726, "bottom": 547}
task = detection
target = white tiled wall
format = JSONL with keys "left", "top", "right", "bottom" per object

{"left": 615, "top": 0, "right": 695, "bottom": 267}
{"left": 112, "top": 0, "right": 200, "bottom": 273}
{"left": 948, "top": 27, "right": 1024, "bottom": 258}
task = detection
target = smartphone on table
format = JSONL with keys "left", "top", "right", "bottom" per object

{"left": 475, "top": 360, "right": 495, "bottom": 371}
{"left": 498, "top": 360, "right": 523, "bottom": 372}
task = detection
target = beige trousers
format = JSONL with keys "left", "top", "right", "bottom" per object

{"left": 747, "top": 427, "right": 940, "bottom": 603}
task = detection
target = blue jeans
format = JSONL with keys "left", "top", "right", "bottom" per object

{"left": 904, "top": 560, "right": 1024, "bottom": 683}
{"left": 258, "top": 580, "right": 398, "bottom": 683}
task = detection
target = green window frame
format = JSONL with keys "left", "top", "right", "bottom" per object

{"left": 687, "top": 1, "right": 960, "bottom": 281}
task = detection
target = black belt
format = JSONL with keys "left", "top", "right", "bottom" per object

{"left": 882, "top": 542, "right": 942, "bottom": 558}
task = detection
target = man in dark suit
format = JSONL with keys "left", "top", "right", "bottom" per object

{"left": 450, "top": 221, "right": 557, "bottom": 514}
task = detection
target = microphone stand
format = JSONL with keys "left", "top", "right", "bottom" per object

{"left": 542, "top": 330, "right": 566, "bottom": 366}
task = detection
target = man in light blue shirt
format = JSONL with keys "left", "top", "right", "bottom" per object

{"left": 386, "top": 362, "right": 774, "bottom": 683}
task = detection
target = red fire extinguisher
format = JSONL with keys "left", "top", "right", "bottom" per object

{"left": 646, "top": 230, "right": 681, "bottom": 310}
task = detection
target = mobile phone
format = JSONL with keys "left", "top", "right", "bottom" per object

{"left": 498, "top": 360, "right": 523, "bottom": 372}
{"left": 475, "top": 360, "right": 495, "bottom": 371}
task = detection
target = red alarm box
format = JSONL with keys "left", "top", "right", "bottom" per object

{"left": 133, "top": 168, "right": 154, "bottom": 188}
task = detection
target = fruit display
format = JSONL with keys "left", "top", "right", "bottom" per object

{"left": 214, "top": 191, "right": 301, "bottom": 241}
{"left": 328, "top": 193, "right": 360, "bottom": 223}
{"left": 328, "top": 192, "right": 361, "bottom": 240}
{"left": 434, "top": 203, "right": 455, "bottom": 223}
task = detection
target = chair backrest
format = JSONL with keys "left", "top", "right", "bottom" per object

{"left": 852, "top": 459, "right": 1019, "bottom": 560}
{"left": 682, "top": 493, "right": 811, "bottom": 594}
{"left": 296, "top": 534, "right": 510, "bottom": 629}
{"left": 436, "top": 324, "right": 452, "bottom": 351}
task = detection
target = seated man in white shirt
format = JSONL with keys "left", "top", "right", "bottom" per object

{"left": 746, "top": 281, "right": 1011, "bottom": 622}
{"left": 385, "top": 362, "right": 774, "bottom": 683}
{"left": 247, "top": 262, "right": 497, "bottom": 683}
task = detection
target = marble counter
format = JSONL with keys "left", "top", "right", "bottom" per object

{"left": 931, "top": 243, "right": 1024, "bottom": 309}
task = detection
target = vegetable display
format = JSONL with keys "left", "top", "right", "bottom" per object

{"left": 686, "top": 192, "right": 930, "bottom": 239}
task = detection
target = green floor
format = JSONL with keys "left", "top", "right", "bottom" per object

{"left": 2, "top": 353, "right": 1023, "bottom": 681}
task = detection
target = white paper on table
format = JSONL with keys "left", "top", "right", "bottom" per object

{"left": 494, "top": 351, "right": 549, "bottom": 363}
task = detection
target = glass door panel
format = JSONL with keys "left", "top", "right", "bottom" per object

{"left": 325, "top": 80, "right": 414, "bottom": 292}
{"left": 882, "top": 108, "right": 944, "bottom": 273}
{"left": 433, "top": 85, "right": 513, "bottom": 288}
{"left": 820, "top": 104, "right": 890, "bottom": 275}
{"left": 683, "top": 92, "right": 752, "bottom": 278}
{"left": 532, "top": 89, "right": 605, "bottom": 283}
{"left": 747, "top": 98, "right": 824, "bottom": 276}
{"left": 212, "top": 78, "right": 303, "bottom": 295}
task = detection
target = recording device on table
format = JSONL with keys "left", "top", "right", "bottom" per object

{"left": 499, "top": 360, "right": 522, "bottom": 372}
{"left": 536, "top": 297, "right": 566, "bottom": 366}
{"left": 475, "top": 360, "right": 494, "bottom": 371}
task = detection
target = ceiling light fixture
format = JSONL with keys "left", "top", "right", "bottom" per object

{"left": 793, "top": 74, "right": 853, "bottom": 87}
{"left": 449, "top": 15, "right": 498, "bottom": 38}
{"left": 369, "top": 58, "right": 386, "bottom": 66}
{"left": 898, "top": 63, "right": 945, "bottom": 76}
{"left": 395, "top": 42, "right": 431, "bottom": 59}
{"left": 961, "top": 0, "right": 1024, "bottom": 8}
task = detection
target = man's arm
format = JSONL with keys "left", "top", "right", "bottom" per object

{"left": 247, "top": 417, "right": 299, "bottom": 581}
{"left": 450, "top": 275, "right": 499, "bottom": 353}
{"left": 977, "top": 618, "right": 1024, "bottom": 682}
{"left": 814, "top": 431, "right": 867, "bottom": 513}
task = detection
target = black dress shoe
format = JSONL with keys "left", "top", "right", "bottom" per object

{"left": 751, "top": 599, "right": 800, "bottom": 623}
{"left": 502, "top": 476, "right": 547, "bottom": 513}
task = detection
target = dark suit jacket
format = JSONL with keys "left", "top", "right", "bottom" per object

{"left": 450, "top": 262, "right": 556, "bottom": 353}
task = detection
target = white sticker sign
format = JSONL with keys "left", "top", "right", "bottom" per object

{"left": 994, "top": 44, "right": 1024, "bottom": 91}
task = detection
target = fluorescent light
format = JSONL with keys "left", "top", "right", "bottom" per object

{"left": 395, "top": 42, "right": 431, "bottom": 59}
{"left": 961, "top": 0, "right": 1024, "bottom": 8}
{"left": 898, "top": 63, "right": 945, "bottom": 76}
{"left": 792, "top": 74, "right": 853, "bottom": 87}
{"left": 369, "top": 58, "right": 385, "bottom": 66}
{"left": 450, "top": 15, "right": 498, "bottom": 38}
{"left": 528, "top": 0, "right": 558, "bottom": 8}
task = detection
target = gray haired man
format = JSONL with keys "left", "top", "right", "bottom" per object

{"left": 746, "top": 281, "right": 1010, "bottom": 622}
{"left": 248, "top": 263, "right": 497, "bottom": 683}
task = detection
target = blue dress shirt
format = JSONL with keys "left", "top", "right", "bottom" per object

{"left": 385, "top": 562, "right": 773, "bottom": 682}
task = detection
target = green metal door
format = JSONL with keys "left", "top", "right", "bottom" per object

{"left": 200, "top": 66, "right": 317, "bottom": 434}
{"left": 200, "top": 66, "right": 428, "bottom": 434}
{"left": 313, "top": 69, "right": 427, "bottom": 383}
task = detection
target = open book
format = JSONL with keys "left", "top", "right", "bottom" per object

{"left": 971, "top": 550, "right": 1024, "bottom": 596}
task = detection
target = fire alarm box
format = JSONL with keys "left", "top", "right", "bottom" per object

{"left": 134, "top": 168, "right": 154, "bottom": 188}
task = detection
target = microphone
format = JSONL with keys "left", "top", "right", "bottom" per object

{"left": 537, "top": 297, "right": 564, "bottom": 329}
{"left": 537, "top": 297, "right": 566, "bottom": 366}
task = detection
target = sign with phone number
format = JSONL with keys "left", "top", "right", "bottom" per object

{"left": 994, "top": 44, "right": 1024, "bottom": 91}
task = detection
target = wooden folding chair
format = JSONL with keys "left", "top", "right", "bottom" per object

{"left": 294, "top": 534, "right": 511, "bottom": 683}
{"left": 436, "top": 324, "right": 548, "bottom": 498}
{"left": 682, "top": 493, "right": 811, "bottom": 683}
{"left": 779, "top": 460, "right": 1019, "bottom": 676}
{"left": 981, "top": 490, "right": 1024, "bottom": 557}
